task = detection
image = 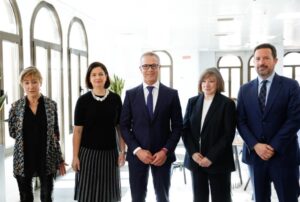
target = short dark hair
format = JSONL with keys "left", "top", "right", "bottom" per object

{"left": 85, "top": 62, "right": 110, "bottom": 89}
{"left": 254, "top": 43, "right": 277, "bottom": 59}
{"left": 198, "top": 67, "right": 224, "bottom": 93}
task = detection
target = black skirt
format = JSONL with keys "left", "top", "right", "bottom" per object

{"left": 74, "top": 147, "right": 121, "bottom": 202}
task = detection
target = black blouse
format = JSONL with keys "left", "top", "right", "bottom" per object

{"left": 74, "top": 91, "right": 122, "bottom": 150}
{"left": 23, "top": 96, "right": 47, "bottom": 176}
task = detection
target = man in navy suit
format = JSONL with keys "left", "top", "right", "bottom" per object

{"left": 120, "top": 52, "right": 183, "bottom": 202}
{"left": 237, "top": 43, "right": 300, "bottom": 202}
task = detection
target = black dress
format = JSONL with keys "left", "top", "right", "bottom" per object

{"left": 74, "top": 91, "right": 122, "bottom": 202}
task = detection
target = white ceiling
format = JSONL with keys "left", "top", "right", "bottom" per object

{"left": 59, "top": 0, "right": 300, "bottom": 51}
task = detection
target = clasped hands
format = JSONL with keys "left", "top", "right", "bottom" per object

{"left": 254, "top": 143, "right": 274, "bottom": 161}
{"left": 136, "top": 149, "right": 167, "bottom": 166}
{"left": 192, "top": 152, "right": 212, "bottom": 167}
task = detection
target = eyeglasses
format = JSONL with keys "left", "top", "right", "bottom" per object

{"left": 140, "top": 64, "right": 160, "bottom": 70}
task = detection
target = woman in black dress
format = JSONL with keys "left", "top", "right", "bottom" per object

{"left": 72, "top": 62, "right": 126, "bottom": 202}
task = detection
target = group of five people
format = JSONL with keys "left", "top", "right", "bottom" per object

{"left": 8, "top": 43, "right": 300, "bottom": 202}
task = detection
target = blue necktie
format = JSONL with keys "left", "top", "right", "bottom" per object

{"left": 258, "top": 80, "right": 268, "bottom": 112}
{"left": 147, "top": 86, "right": 154, "bottom": 118}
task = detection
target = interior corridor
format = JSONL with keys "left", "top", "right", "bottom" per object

{"left": 3, "top": 142, "right": 280, "bottom": 202}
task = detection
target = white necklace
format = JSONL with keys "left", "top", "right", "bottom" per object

{"left": 91, "top": 89, "right": 110, "bottom": 102}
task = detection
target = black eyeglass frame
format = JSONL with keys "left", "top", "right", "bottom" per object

{"left": 140, "top": 64, "right": 160, "bottom": 70}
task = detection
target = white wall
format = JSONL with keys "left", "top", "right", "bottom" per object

{"left": 11, "top": 0, "right": 291, "bottom": 164}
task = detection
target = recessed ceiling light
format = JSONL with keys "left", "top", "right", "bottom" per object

{"left": 217, "top": 17, "right": 234, "bottom": 22}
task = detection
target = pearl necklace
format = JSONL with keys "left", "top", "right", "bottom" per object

{"left": 91, "top": 89, "right": 109, "bottom": 102}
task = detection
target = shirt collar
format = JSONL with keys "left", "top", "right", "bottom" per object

{"left": 258, "top": 71, "right": 275, "bottom": 84}
{"left": 143, "top": 80, "right": 160, "bottom": 89}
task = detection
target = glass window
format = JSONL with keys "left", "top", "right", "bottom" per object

{"left": 0, "top": 0, "right": 16, "bottom": 33}
{"left": 296, "top": 68, "right": 300, "bottom": 83}
{"left": 50, "top": 49, "right": 62, "bottom": 131}
{"left": 30, "top": 1, "right": 64, "bottom": 154}
{"left": 34, "top": 7, "right": 60, "bottom": 44}
{"left": 80, "top": 56, "right": 88, "bottom": 92}
{"left": 153, "top": 50, "right": 173, "bottom": 87}
{"left": 3, "top": 41, "right": 20, "bottom": 149}
{"left": 70, "top": 53, "right": 80, "bottom": 123}
{"left": 35, "top": 46, "right": 48, "bottom": 94}
{"left": 248, "top": 56, "right": 257, "bottom": 81}
{"left": 160, "top": 68, "right": 170, "bottom": 87}
{"left": 219, "top": 68, "right": 229, "bottom": 97}
{"left": 283, "top": 52, "right": 300, "bottom": 83}
{"left": 231, "top": 68, "right": 241, "bottom": 98}
{"left": 67, "top": 17, "right": 88, "bottom": 134}
{"left": 284, "top": 52, "right": 300, "bottom": 66}
{"left": 283, "top": 66, "right": 293, "bottom": 78}
{"left": 0, "top": 0, "right": 23, "bottom": 151}
{"left": 217, "top": 55, "right": 242, "bottom": 99}
{"left": 70, "top": 21, "right": 87, "bottom": 51}
{"left": 219, "top": 55, "right": 241, "bottom": 67}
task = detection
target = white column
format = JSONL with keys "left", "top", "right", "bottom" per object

{"left": 0, "top": 145, "right": 6, "bottom": 202}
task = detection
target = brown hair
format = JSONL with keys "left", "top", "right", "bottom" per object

{"left": 198, "top": 67, "right": 224, "bottom": 93}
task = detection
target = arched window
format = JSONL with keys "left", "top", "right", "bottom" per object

{"left": 30, "top": 1, "right": 64, "bottom": 153}
{"left": 248, "top": 55, "right": 257, "bottom": 81}
{"left": 217, "top": 55, "right": 242, "bottom": 99}
{"left": 67, "top": 17, "right": 88, "bottom": 134}
{"left": 0, "top": 0, "right": 23, "bottom": 152}
{"left": 283, "top": 52, "right": 300, "bottom": 83}
{"left": 152, "top": 50, "right": 173, "bottom": 87}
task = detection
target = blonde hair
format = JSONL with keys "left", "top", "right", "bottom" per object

{"left": 19, "top": 66, "right": 43, "bottom": 84}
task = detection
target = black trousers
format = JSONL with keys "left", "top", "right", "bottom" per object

{"left": 16, "top": 174, "right": 54, "bottom": 202}
{"left": 128, "top": 161, "right": 171, "bottom": 202}
{"left": 191, "top": 168, "right": 232, "bottom": 202}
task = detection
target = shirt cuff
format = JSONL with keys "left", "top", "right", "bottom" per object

{"left": 133, "top": 147, "right": 141, "bottom": 155}
{"left": 161, "top": 147, "right": 168, "bottom": 154}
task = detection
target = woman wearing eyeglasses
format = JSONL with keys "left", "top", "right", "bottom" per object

{"left": 182, "top": 67, "right": 236, "bottom": 202}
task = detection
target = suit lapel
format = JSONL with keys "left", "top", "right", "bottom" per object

{"left": 250, "top": 79, "right": 262, "bottom": 115}
{"left": 191, "top": 94, "right": 203, "bottom": 139}
{"left": 152, "top": 83, "right": 164, "bottom": 121}
{"left": 264, "top": 74, "right": 281, "bottom": 115}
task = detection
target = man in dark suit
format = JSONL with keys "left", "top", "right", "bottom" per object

{"left": 120, "top": 52, "right": 183, "bottom": 202}
{"left": 237, "top": 43, "right": 300, "bottom": 202}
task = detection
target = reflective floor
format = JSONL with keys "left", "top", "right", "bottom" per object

{"left": 4, "top": 144, "right": 280, "bottom": 202}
